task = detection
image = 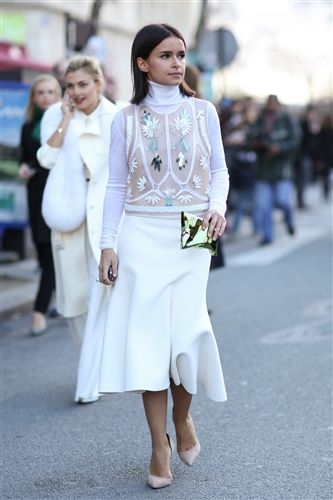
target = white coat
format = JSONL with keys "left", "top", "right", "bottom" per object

{"left": 38, "top": 96, "right": 118, "bottom": 318}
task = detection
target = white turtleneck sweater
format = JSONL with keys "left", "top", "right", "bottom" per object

{"left": 100, "top": 81, "right": 229, "bottom": 249}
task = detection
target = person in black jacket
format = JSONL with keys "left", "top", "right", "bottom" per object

{"left": 317, "top": 114, "right": 333, "bottom": 200}
{"left": 18, "top": 75, "right": 62, "bottom": 335}
{"left": 295, "top": 105, "right": 320, "bottom": 208}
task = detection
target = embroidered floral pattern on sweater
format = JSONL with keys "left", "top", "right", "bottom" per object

{"left": 193, "top": 175, "right": 202, "bottom": 189}
{"left": 126, "top": 116, "right": 133, "bottom": 160}
{"left": 145, "top": 195, "right": 161, "bottom": 205}
{"left": 197, "top": 110, "right": 211, "bottom": 155}
{"left": 177, "top": 194, "right": 193, "bottom": 204}
{"left": 129, "top": 158, "right": 138, "bottom": 173}
{"left": 171, "top": 108, "right": 191, "bottom": 136}
{"left": 151, "top": 154, "right": 162, "bottom": 172}
{"left": 163, "top": 187, "right": 176, "bottom": 206}
{"left": 171, "top": 108, "right": 191, "bottom": 153}
{"left": 141, "top": 110, "right": 163, "bottom": 154}
{"left": 137, "top": 176, "right": 147, "bottom": 192}
{"left": 121, "top": 100, "right": 213, "bottom": 215}
{"left": 176, "top": 152, "right": 187, "bottom": 170}
{"left": 200, "top": 155, "right": 209, "bottom": 170}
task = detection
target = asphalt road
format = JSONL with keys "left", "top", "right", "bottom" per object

{"left": 2, "top": 200, "right": 332, "bottom": 500}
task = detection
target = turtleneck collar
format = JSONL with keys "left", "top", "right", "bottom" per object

{"left": 143, "top": 80, "right": 184, "bottom": 107}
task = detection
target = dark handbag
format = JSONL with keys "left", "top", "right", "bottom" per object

{"left": 210, "top": 237, "right": 225, "bottom": 269}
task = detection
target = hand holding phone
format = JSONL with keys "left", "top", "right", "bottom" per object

{"left": 66, "top": 93, "right": 74, "bottom": 105}
{"left": 99, "top": 248, "right": 118, "bottom": 286}
{"left": 62, "top": 93, "right": 75, "bottom": 115}
{"left": 108, "top": 265, "right": 116, "bottom": 283}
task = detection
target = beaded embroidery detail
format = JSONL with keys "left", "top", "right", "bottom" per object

{"left": 176, "top": 152, "right": 187, "bottom": 170}
{"left": 177, "top": 194, "right": 193, "bottom": 204}
{"left": 145, "top": 195, "right": 161, "bottom": 205}
{"left": 193, "top": 175, "right": 202, "bottom": 189}
{"left": 122, "top": 99, "right": 212, "bottom": 215}
{"left": 129, "top": 158, "right": 138, "bottom": 173}
{"left": 163, "top": 187, "right": 176, "bottom": 206}
{"left": 197, "top": 110, "right": 211, "bottom": 155}
{"left": 151, "top": 154, "right": 162, "bottom": 172}
{"left": 141, "top": 110, "right": 163, "bottom": 154}
{"left": 200, "top": 155, "right": 209, "bottom": 170}
{"left": 124, "top": 202, "right": 210, "bottom": 213}
{"left": 126, "top": 116, "right": 133, "bottom": 160}
{"left": 171, "top": 108, "right": 191, "bottom": 153}
{"left": 137, "top": 176, "right": 147, "bottom": 191}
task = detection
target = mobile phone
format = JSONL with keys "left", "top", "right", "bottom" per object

{"left": 108, "top": 265, "right": 114, "bottom": 281}
{"left": 65, "top": 93, "right": 74, "bottom": 106}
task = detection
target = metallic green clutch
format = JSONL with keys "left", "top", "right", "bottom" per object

{"left": 181, "top": 212, "right": 218, "bottom": 256}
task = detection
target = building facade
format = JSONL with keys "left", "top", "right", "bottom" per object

{"left": 2, "top": 0, "right": 203, "bottom": 101}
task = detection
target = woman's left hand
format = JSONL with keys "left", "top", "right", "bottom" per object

{"left": 18, "top": 163, "right": 36, "bottom": 179}
{"left": 202, "top": 209, "right": 227, "bottom": 241}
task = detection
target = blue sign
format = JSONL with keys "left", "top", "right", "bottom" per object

{"left": 0, "top": 81, "right": 30, "bottom": 147}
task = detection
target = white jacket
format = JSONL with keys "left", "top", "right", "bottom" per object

{"left": 37, "top": 96, "right": 118, "bottom": 264}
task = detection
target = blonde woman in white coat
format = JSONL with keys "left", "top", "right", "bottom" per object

{"left": 37, "top": 56, "right": 118, "bottom": 403}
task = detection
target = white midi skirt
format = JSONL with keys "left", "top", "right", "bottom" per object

{"left": 98, "top": 214, "right": 227, "bottom": 402}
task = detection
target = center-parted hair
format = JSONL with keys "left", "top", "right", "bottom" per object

{"left": 130, "top": 24, "right": 195, "bottom": 104}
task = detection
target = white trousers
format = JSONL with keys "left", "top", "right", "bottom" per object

{"left": 64, "top": 224, "right": 110, "bottom": 402}
{"left": 74, "top": 253, "right": 110, "bottom": 401}
{"left": 68, "top": 314, "right": 87, "bottom": 350}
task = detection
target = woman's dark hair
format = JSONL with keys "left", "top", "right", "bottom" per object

{"left": 130, "top": 24, "right": 195, "bottom": 104}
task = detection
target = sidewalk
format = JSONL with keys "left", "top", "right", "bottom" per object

{"left": 0, "top": 258, "right": 40, "bottom": 321}
{"left": 0, "top": 183, "right": 330, "bottom": 321}
{"left": 224, "top": 181, "right": 330, "bottom": 243}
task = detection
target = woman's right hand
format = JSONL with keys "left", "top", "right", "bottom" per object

{"left": 46, "top": 94, "right": 74, "bottom": 148}
{"left": 61, "top": 93, "right": 75, "bottom": 118}
{"left": 99, "top": 248, "right": 118, "bottom": 285}
{"left": 18, "top": 163, "right": 36, "bottom": 179}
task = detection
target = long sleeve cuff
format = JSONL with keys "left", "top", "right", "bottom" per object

{"left": 209, "top": 168, "right": 229, "bottom": 216}
{"left": 37, "top": 143, "right": 60, "bottom": 169}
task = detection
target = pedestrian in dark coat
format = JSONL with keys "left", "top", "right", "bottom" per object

{"left": 294, "top": 105, "right": 320, "bottom": 208}
{"left": 249, "top": 95, "right": 301, "bottom": 245}
{"left": 317, "top": 115, "right": 333, "bottom": 200}
{"left": 18, "top": 75, "right": 62, "bottom": 335}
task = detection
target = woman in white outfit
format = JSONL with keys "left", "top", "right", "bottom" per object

{"left": 37, "top": 56, "right": 118, "bottom": 403}
{"left": 98, "top": 25, "right": 229, "bottom": 488}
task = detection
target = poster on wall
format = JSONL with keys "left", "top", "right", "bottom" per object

{"left": 0, "top": 81, "right": 30, "bottom": 224}
{"left": 0, "top": 81, "right": 30, "bottom": 148}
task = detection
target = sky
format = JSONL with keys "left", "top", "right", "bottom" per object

{"left": 207, "top": 0, "right": 332, "bottom": 105}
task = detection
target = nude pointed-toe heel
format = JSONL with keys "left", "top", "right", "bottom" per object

{"left": 178, "top": 440, "right": 201, "bottom": 466}
{"left": 147, "top": 434, "right": 174, "bottom": 489}
{"left": 173, "top": 410, "right": 201, "bottom": 466}
{"left": 148, "top": 473, "right": 173, "bottom": 489}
